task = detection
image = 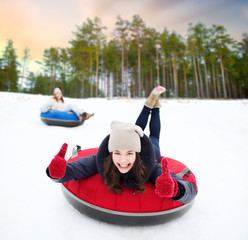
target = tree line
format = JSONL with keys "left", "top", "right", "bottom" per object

{"left": 1, "top": 15, "right": 248, "bottom": 99}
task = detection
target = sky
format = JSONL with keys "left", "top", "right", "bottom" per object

{"left": 0, "top": 0, "right": 248, "bottom": 71}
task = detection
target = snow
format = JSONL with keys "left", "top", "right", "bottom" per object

{"left": 0, "top": 91, "right": 248, "bottom": 240}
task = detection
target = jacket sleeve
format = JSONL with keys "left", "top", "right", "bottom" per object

{"left": 149, "top": 163, "right": 196, "bottom": 204}
{"left": 170, "top": 171, "right": 196, "bottom": 204}
{"left": 46, "top": 155, "right": 98, "bottom": 183}
{"left": 40, "top": 98, "right": 53, "bottom": 112}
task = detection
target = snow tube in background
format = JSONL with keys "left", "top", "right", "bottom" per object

{"left": 40, "top": 110, "right": 83, "bottom": 127}
{"left": 62, "top": 148, "right": 197, "bottom": 226}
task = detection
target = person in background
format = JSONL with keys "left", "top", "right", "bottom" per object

{"left": 40, "top": 88, "right": 94, "bottom": 122}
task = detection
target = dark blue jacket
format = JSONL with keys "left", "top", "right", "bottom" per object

{"left": 47, "top": 135, "right": 196, "bottom": 204}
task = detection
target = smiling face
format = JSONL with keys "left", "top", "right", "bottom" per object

{"left": 55, "top": 92, "right": 62, "bottom": 100}
{"left": 112, "top": 150, "right": 136, "bottom": 174}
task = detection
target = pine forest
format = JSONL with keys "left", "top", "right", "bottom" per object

{"left": 1, "top": 15, "right": 248, "bottom": 99}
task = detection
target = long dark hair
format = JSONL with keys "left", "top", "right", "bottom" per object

{"left": 103, "top": 152, "right": 147, "bottom": 194}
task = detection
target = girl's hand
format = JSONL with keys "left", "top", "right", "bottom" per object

{"left": 155, "top": 157, "right": 178, "bottom": 198}
{"left": 48, "top": 143, "right": 68, "bottom": 179}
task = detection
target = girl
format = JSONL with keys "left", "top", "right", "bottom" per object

{"left": 41, "top": 87, "right": 94, "bottom": 122}
{"left": 46, "top": 87, "right": 196, "bottom": 203}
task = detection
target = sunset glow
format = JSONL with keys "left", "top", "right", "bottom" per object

{"left": 1, "top": 0, "right": 247, "bottom": 69}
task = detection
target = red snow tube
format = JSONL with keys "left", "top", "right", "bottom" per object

{"left": 62, "top": 148, "right": 197, "bottom": 225}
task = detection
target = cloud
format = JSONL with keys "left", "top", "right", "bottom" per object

{"left": 0, "top": 0, "right": 81, "bottom": 58}
{"left": 243, "top": 7, "right": 248, "bottom": 19}
{"left": 1, "top": 0, "right": 247, "bottom": 63}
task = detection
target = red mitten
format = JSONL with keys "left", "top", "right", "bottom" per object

{"left": 155, "top": 157, "right": 179, "bottom": 198}
{"left": 48, "top": 143, "right": 68, "bottom": 179}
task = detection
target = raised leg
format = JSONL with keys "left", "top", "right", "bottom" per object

{"left": 136, "top": 86, "right": 165, "bottom": 162}
{"left": 135, "top": 105, "right": 151, "bottom": 131}
{"left": 149, "top": 108, "right": 161, "bottom": 139}
{"left": 149, "top": 108, "right": 161, "bottom": 162}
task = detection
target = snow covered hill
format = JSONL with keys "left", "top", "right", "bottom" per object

{"left": 0, "top": 91, "right": 248, "bottom": 240}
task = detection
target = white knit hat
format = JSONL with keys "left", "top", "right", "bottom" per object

{"left": 54, "top": 88, "right": 62, "bottom": 94}
{"left": 108, "top": 121, "right": 144, "bottom": 153}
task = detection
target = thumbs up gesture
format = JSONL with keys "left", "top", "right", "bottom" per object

{"left": 48, "top": 143, "right": 68, "bottom": 179}
{"left": 155, "top": 157, "right": 179, "bottom": 198}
